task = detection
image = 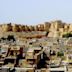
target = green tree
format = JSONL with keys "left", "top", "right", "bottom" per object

{"left": 62, "top": 33, "right": 72, "bottom": 38}
{"left": 57, "top": 51, "right": 64, "bottom": 57}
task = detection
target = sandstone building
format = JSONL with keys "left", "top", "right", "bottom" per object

{"left": 0, "top": 20, "right": 72, "bottom": 37}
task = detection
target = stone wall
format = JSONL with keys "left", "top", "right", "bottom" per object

{"left": 1, "top": 20, "right": 72, "bottom": 37}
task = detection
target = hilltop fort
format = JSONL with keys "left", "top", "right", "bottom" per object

{"left": 0, "top": 20, "right": 72, "bottom": 38}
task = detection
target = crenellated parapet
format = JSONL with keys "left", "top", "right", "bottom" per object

{"left": 0, "top": 20, "right": 72, "bottom": 37}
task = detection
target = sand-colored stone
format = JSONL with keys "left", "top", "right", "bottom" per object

{"left": 69, "top": 24, "right": 72, "bottom": 32}
{"left": 28, "top": 26, "right": 34, "bottom": 31}
{"left": 44, "top": 22, "right": 51, "bottom": 31}
{"left": 0, "top": 20, "right": 72, "bottom": 37}
{"left": 34, "top": 25, "right": 39, "bottom": 31}
{"left": 37, "top": 24, "right": 44, "bottom": 31}
{"left": 50, "top": 20, "right": 64, "bottom": 31}
{"left": 12, "top": 24, "right": 20, "bottom": 32}
{"left": 2, "top": 23, "right": 12, "bottom": 32}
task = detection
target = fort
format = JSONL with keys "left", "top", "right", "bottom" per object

{"left": 0, "top": 20, "right": 72, "bottom": 38}
{"left": 0, "top": 20, "right": 72, "bottom": 72}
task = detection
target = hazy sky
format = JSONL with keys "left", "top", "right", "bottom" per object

{"left": 0, "top": 0, "right": 72, "bottom": 25}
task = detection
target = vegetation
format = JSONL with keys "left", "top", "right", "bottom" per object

{"left": 62, "top": 32, "right": 72, "bottom": 38}
{"left": 57, "top": 51, "right": 64, "bottom": 57}
{"left": 0, "top": 35, "right": 16, "bottom": 42}
{"left": 7, "top": 35, "right": 15, "bottom": 41}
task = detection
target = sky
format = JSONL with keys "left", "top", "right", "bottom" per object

{"left": 0, "top": 0, "right": 72, "bottom": 25}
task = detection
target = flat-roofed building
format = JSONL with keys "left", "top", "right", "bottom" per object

{"left": 26, "top": 48, "right": 34, "bottom": 59}
{"left": 15, "top": 67, "right": 35, "bottom": 72}
{"left": 49, "top": 66, "right": 67, "bottom": 72}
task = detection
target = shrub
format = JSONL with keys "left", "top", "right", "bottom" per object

{"left": 62, "top": 33, "right": 72, "bottom": 38}
{"left": 57, "top": 51, "right": 64, "bottom": 57}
